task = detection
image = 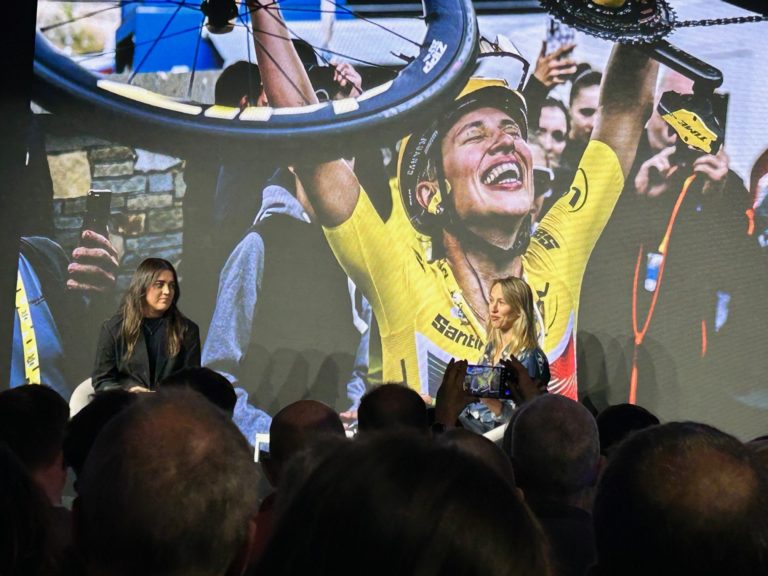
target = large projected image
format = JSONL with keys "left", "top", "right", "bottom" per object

{"left": 12, "top": 0, "right": 768, "bottom": 440}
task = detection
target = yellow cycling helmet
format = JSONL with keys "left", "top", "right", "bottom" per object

{"left": 398, "top": 75, "right": 529, "bottom": 237}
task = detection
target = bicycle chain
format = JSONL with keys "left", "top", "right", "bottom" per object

{"left": 541, "top": 0, "right": 767, "bottom": 45}
{"left": 674, "top": 15, "right": 768, "bottom": 29}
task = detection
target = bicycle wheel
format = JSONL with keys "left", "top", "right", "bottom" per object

{"left": 33, "top": 0, "right": 478, "bottom": 159}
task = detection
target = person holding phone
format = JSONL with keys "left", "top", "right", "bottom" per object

{"left": 12, "top": 192, "right": 119, "bottom": 398}
{"left": 93, "top": 258, "right": 200, "bottom": 392}
{"left": 578, "top": 67, "right": 768, "bottom": 422}
{"left": 458, "top": 276, "right": 550, "bottom": 434}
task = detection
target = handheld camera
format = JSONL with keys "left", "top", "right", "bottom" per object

{"left": 463, "top": 364, "right": 517, "bottom": 399}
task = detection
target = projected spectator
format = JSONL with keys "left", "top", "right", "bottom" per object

{"left": 564, "top": 69, "right": 602, "bottom": 161}
{"left": 93, "top": 257, "right": 200, "bottom": 392}
{"left": 248, "top": 0, "right": 657, "bottom": 402}
{"left": 202, "top": 56, "right": 374, "bottom": 438}
{"left": 578, "top": 67, "right": 768, "bottom": 424}
{"left": 529, "top": 99, "right": 572, "bottom": 223}
{"left": 202, "top": 166, "right": 371, "bottom": 439}
{"left": 535, "top": 97, "right": 570, "bottom": 169}
{"left": 749, "top": 146, "right": 768, "bottom": 248}
{"left": 522, "top": 39, "right": 577, "bottom": 134}
{"left": 12, "top": 232, "right": 118, "bottom": 398}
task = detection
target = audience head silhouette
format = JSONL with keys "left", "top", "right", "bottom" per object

{"left": 64, "top": 388, "right": 137, "bottom": 480}
{"left": 159, "top": 366, "right": 237, "bottom": 416}
{"left": 0, "top": 384, "right": 69, "bottom": 506}
{"left": 508, "top": 394, "right": 601, "bottom": 506}
{"left": 593, "top": 421, "right": 768, "bottom": 576}
{"left": 265, "top": 399, "right": 346, "bottom": 487}
{"left": 0, "top": 442, "right": 53, "bottom": 576}
{"left": 75, "top": 389, "right": 260, "bottom": 576}
{"left": 596, "top": 403, "right": 659, "bottom": 456}
{"left": 256, "top": 432, "right": 550, "bottom": 576}
{"left": 357, "top": 383, "right": 428, "bottom": 434}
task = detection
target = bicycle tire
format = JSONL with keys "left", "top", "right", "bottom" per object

{"left": 33, "top": 0, "right": 478, "bottom": 159}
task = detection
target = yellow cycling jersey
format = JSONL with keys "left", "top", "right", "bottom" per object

{"left": 324, "top": 140, "right": 624, "bottom": 399}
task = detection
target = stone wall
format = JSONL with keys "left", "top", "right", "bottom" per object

{"left": 45, "top": 126, "right": 187, "bottom": 294}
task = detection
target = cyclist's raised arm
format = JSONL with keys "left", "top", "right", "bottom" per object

{"left": 592, "top": 44, "right": 659, "bottom": 177}
{"left": 247, "top": 0, "right": 360, "bottom": 227}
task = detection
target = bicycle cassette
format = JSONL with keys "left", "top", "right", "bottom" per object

{"left": 540, "top": 0, "right": 677, "bottom": 44}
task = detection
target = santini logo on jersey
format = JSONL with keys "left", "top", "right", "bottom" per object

{"left": 432, "top": 314, "right": 483, "bottom": 350}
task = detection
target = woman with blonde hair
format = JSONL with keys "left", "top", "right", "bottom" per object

{"left": 93, "top": 258, "right": 200, "bottom": 392}
{"left": 459, "top": 276, "right": 549, "bottom": 433}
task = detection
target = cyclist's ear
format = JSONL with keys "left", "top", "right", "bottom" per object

{"left": 416, "top": 181, "right": 443, "bottom": 215}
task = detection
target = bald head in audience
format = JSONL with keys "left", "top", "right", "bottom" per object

{"left": 358, "top": 383, "right": 428, "bottom": 434}
{"left": 593, "top": 422, "right": 768, "bottom": 576}
{"left": 508, "top": 394, "right": 601, "bottom": 508}
{"left": 75, "top": 389, "right": 260, "bottom": 576}
{"left": 265, "top": 400, "right": 345, "bottom": 487}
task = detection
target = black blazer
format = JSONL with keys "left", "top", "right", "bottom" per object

{"left": 92, "top": 314, "right": 201, "bottom": 391}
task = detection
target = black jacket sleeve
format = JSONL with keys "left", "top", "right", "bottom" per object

{"left": 92, "top": 320, "right": 122, "bottom": 391}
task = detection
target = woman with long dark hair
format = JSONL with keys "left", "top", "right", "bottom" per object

{"left": 92, "top": 258, "right": 200, "bottom": 392}
{"left": 459, "top": 276, "right": 550, "bottom": 433}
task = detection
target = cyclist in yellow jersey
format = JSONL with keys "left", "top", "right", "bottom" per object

{"left": 248, "top": 1, "right": 658, "bottom": 400}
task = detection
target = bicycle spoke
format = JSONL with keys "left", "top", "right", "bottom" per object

{"left": 244, "top": 4, "right": 404, "bottom": 68}
{"left": 249, "top": 23, "right": 405, "bottom": 69}
{"left": 128, "top": 0, "right": 186, "bottom": 83}
{"left": 42, "top": 0, "right": 418, "bottom": 88}
{"left": 74, "top": 24, "right": 205, "bottom": 65}
{"left": 240, "top": 5, "right": 351, "bottom": 105}
{"left": 233, "top": 1, "right": 261, "bottom": 106}
{"left": 323, "top": 0, "right": 421, "bottom": 47}
{"left": 39, "top": 2, "right": 125, "bottom": 33}
{"left": 187, "top": 13, "right": 207, "bottom": 99}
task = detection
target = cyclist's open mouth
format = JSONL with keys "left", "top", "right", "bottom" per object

{"left": 481, "top": 160, "right": 522, "bottom": 189}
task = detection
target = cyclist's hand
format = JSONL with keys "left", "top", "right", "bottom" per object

{"left": 534, "top": 41, "right": 577, "bottom": 88}
{"left": 434, "top": 358, "right": 472, "bottom": 427}
{"left": 67, "top": 230, "right": 119, "bottom": 292}
{"left": 634, "top": 146, "right": 678, "bottom": 198}
{"left": 693, "top": 148, "right": 729, "bottom": 197}
{"left": 331, "top": 61, "right": 363, "bottom": 98}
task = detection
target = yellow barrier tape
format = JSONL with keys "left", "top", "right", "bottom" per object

{"left": 15, "top": 270, "right": 41, "bottom": 384}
